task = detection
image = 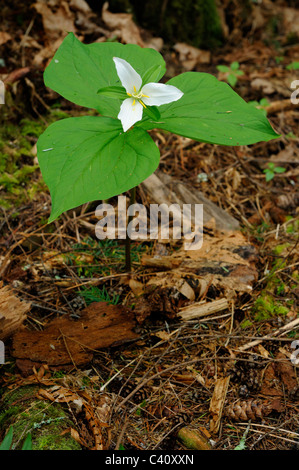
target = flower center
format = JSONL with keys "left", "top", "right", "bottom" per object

{"left": 127, "top": 85, "right": 149, "bottom": 108}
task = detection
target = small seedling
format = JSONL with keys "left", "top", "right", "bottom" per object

{"left": 216, "top": 61, "right": 244, "bottom": 87}
{"left": 248, "top": 98, "right": 270, "bottom": 116}
{"left": 286, "top": 61, "right": 299, "bottom": 71}
{"left": 285, "top": 131, "right": 296, "bottom": 140}
{"left": 263, "top": 162, "right": 286, "bottom": 182}
{"left": 234, "top": 424, "right": 250, "bottom": 450}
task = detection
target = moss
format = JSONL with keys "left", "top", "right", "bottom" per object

{"left": 240, "top": 319, "right": 253, "bottom": 329}
{"left": 0, "top": 385, "right": 81, "bottom": 450}
{"left": 253, "top": 293, "right": 289, "bottom": 321}
{"left": 273, "top": 243, "right": 291, "bottom": 256}
{"left": 0, "top": 110, "right": 71, "bottom": 210}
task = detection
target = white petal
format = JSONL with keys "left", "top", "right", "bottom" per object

{"left": 141, "top": 83, "right": 183, "bottom": 106}
{"left": 118, "top": 98, "right": 143, "bottom": 132}
{"left": 113, "top": 57, "right": 142, "bottom": 95}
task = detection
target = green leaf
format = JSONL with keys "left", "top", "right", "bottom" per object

{"left": 265, "top": 170, "right": 274, "bottom": 182}
{"left": 21, "top": 434, "right": 32, "bottom": 450}
{"left": 217, "top": 65, "right": 229, "bottom": 73}
{"left": 259, "top": 98, "right": 270, "bottom": 107}
{"left": 230, "top": 61, "right": 240, "bottom": 71}
{"left": 286, "top": 61, "right": 299, "bottom": 70}
{"left": 44, "top": 33, "right": 166, "bottom": 118}
{"left": 228, "top": 73, "right": 238, "bottom": 87}
{"left": 142, "top": 64, "right": 163, "bottom": 86}
{"left": 138, "top": 72, "right": 280, "bottom": 146}
{"left": 274, "top": 166, "right": 286, "bottom": 173}
{"left": 0, "top": 426, "right": 13, "bottom": 450}
{"left": 37, "top": 116, "right": 160, "bottom": 222}
{"left": 234, "top": 423, "right": 250, "bottom": 450}
{"left": 97, "top": 86, "right": 127, "bottom": 100}
{"left": 143, "top": 105, "right": 161, "bottom": 121}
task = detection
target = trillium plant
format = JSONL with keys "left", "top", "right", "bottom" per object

{"left": 37, "top": 33, "right": 279, "bottom": 269}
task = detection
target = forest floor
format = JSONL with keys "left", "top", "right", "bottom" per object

{"left": 0, "top": 0, "right": 298, "bottom": 451}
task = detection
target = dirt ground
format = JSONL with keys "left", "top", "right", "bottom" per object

{"left": 0, "top": 0, "right": 298, "bottom": 451}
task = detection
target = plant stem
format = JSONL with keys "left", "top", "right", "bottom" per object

{"left": 125, "top": 186, "right": 136, "bottom": 272}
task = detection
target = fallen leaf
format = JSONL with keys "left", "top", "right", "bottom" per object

{"left": 102, "top": 2, "right": 143, "bottom": 46}
{"left": 174, "top": 43, "right": 211, "bottom": 70}
{"left": 33, "top": 1, "right": 76, "bottom": 40}
{"left": 0, "top": 32, "right": 12, "bottom": 46}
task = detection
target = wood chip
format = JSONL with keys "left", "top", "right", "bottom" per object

{"left": 179, "top": 298, "right": 229, "bottom": 321}
{"left": 209, "top": 376, "right": 230, "bottom": 434}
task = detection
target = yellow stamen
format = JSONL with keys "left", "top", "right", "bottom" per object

{"left": 127, "top": 92, "right": 132, "bottom": 96}
{"left": 142, "top": 94, "right": 149, "bottom": 98}
{"left": 132, "top": 99, "right": 136, "bottom": 106}
{"left": 133, "top": 85, "right": 137, "bottom": 93}
{"left": 139, "top": 100, "right": 146, "bottom": 108}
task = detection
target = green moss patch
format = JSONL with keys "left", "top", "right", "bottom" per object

{"left": 0, "top": 385, "right": 81, "bottom": 450}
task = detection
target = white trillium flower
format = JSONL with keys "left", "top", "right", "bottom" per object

{"left": 113, "top": 57, "right": 184, "bottom": 132}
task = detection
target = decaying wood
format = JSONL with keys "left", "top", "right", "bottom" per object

{"left": 12, "top": 301, "right": 138, "bottom": 372}
{"left": 142, "top": 228, "right": 259, "bottom": 297}
{"left": 179, "top": 298, "right": 229, "bottom": 321}
{"left": 141, "top": 170, "right": 240, "bottom": 231}
{"left": 177, "top": 427, "right": 212, "bottom": 450}
{"left": 209, "top": 376, "right": 230, "bottom": 434}
{"left": 0, "top": 284, "right": 31, "bottom": 340}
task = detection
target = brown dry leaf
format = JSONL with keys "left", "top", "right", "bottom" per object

{"left": 257, "top": 344, "right": 271, "bottom": 358}
{"left": 0, "top": 285, "right": 31, "bottom": 340}
{"left": 174, "top": 43, "right": 211, "bottom": 70}
{"left": 33, "top": 37, "right": 64, "bottom": 66}
{"left": 61, "top": 427, "right": 89, "bottom": 447}
{"left": 102, "top": 2, "right": 143, "bottom": 46}
{"left": 19, "top": 35, "right": 42, "bottom": 50}
{"left": 270, "top": 145, "right": 298, "bottom": 164}
{"left": 129, "top": 279, "right": 144, "bottom": 297}
{"left": 275, "top": 352, "right": 299, "bottom": 399}
{"left": 33, "top": 1, "right": 76, "bottom": 40}
{"left": 0, "top": 32, "right": 12, "bottom": 46}
{"left": 210, "top": 376, "right": 230, "bottom": 434}
{"left": 281, "top": 7, "right": 299, "bottom": 35}
{"left": 141, "top": 227, "right": 258, "bottom": 308}
{"left": 176, "top": 279, "right": 195, "bottom": 301}
{"left": 101, "top": 2, "right": 162, "bottom": 51}
{"left": 12, "top": 302, "right": 138, "bottom": 371}
{"left": 95, "top": 394, "right": 112, "bottom": 423}
{"left": 69, "top": 0, "right": 91, "bottom": 14}
{"left": 37, "top": 385, "right": 82, "bottom": 404}
{"left": 154, "top": 330, "right": 173, "bottom": 342}
{"left": 225, "top": 167, "right": 242, "bottom": 192}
